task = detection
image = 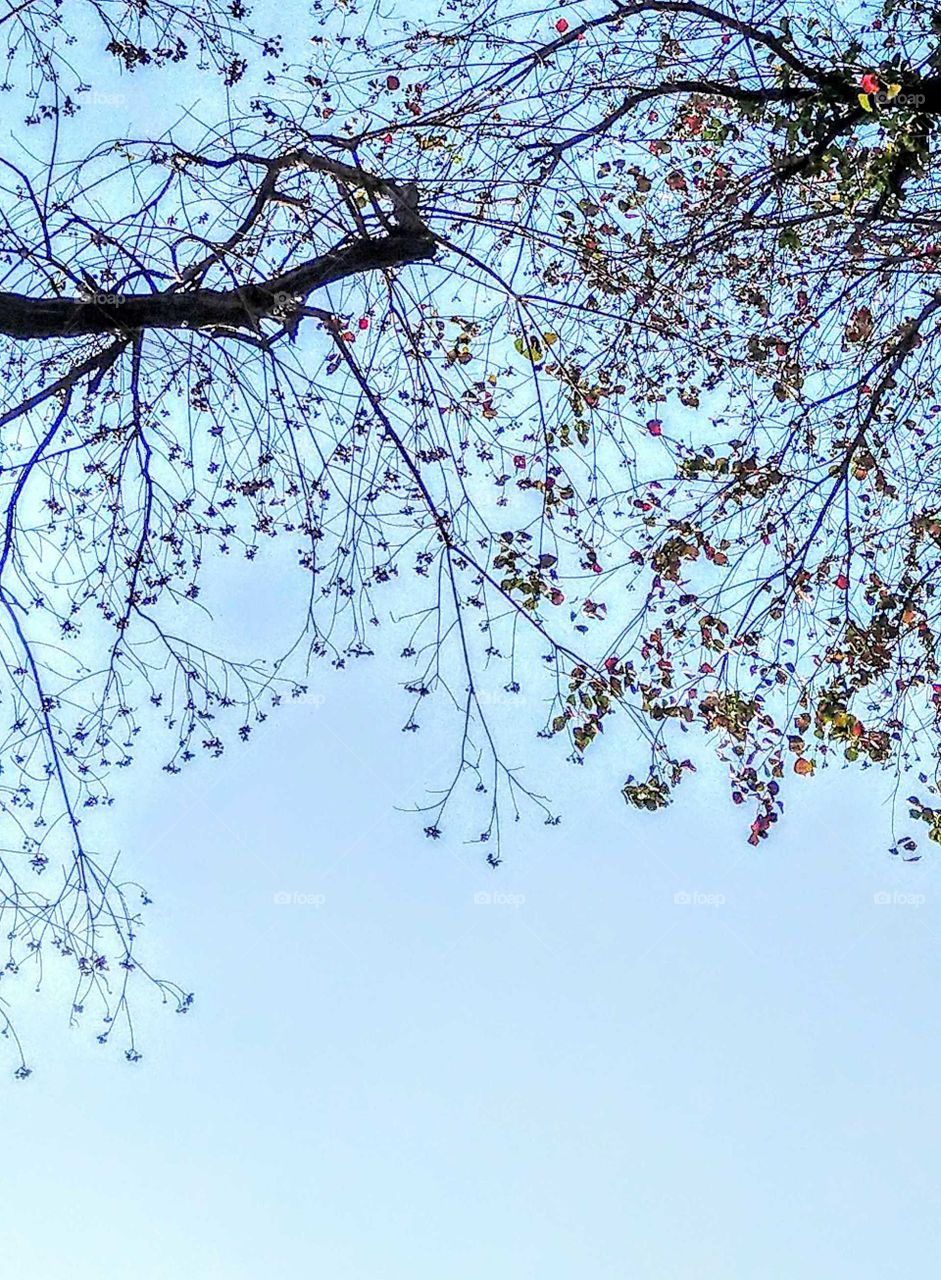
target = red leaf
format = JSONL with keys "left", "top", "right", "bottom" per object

{"left": 555, "top": 17, "right": 569, "bottom": 32}
{"left": 386, "top": 75, "right": 400, "bottom": 90}
{"left": 646, "top": 419, "right": 663, "bottom": 436}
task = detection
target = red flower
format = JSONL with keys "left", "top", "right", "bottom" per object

{"left": 555, "top": 17, "right": 569, "bottom": 33}
{"left": 860, "top": 72, "right": 880, "bottom": 94}
{"left": 513, "top": 455, "right": 526, "bottom": 469}
{"left": 358, "top": 317, "right": 369, "bottom": 330}
{"left": 386, "top": 74, "right": 400, "bottom": 90}
{"left": 592, "top": 563, "right": 602, "bottom": 573}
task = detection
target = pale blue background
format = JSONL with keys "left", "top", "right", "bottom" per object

{"left": 1, "top": 548, "right": 939, "bottom": 1279}
{"left": 1, "top": 7, "right": 939, "bottom": 1277}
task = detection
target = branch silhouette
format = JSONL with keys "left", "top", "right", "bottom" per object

{"left": 0, "top": 231, "right": 437, "bottom": 340}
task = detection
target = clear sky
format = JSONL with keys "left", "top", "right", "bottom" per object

{"left": 1, "top": 4, "right": 940, "bottom": 1277}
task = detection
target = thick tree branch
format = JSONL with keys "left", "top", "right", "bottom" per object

{"left": 0, "top": 230, "right": 437, "bottom": 341}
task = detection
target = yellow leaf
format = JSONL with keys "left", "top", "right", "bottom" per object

{"left": 543, "top": 332, "right": 559, "bottom": 345}
{"left": 857, "top": 93, "right": 873, "bottom": 112}
{"left": 886, "top": 83, "right": 902, "bottom": 100}
{"left": 794, "top": 756, "right": 815, "bottom": 776}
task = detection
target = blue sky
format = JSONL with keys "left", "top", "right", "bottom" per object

{"left": 2, "top": 547, "right": 940, "bottom": 1279}
{"left": 1, "top": 4, "right": 940, "bottom": 1276}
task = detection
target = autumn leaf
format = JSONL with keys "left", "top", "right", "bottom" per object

{"left": 845, "top": 308, "right": 873, "bottom": 343}
{"left": 514, "top": 335, "right": 543, "bottom": 362}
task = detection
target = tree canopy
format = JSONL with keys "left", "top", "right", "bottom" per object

{"left": 1, "top": 0, "right": 940, "bottom": 1067}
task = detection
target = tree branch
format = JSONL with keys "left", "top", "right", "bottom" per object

{"left": 0, "top": 230, "right": 437, "bottom": 341}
